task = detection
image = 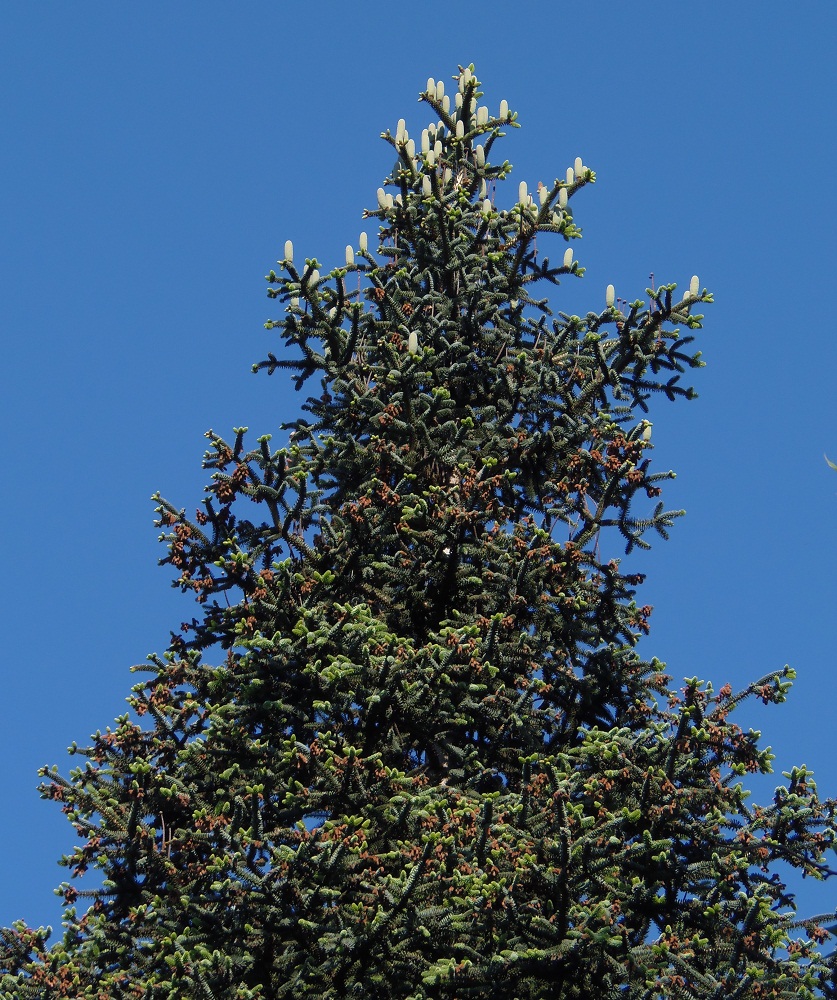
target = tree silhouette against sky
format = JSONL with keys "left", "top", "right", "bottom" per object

{"left": 2, "top": 65, "right": 836, "bottom": 1000}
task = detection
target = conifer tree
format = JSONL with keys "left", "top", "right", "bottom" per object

{"left": 3, "top": 65, "right": 837, "bottom": 999}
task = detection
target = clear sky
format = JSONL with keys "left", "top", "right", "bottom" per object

{"left": 2, "top": 5, "right": 836, "bottom": 936}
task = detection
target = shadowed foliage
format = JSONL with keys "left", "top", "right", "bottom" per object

{"left": 3, "top": 65, "right": 837, "bottom": 999}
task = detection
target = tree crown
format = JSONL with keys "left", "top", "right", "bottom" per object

{"left": 2, "top": 65, "right": 835, "bottom": 1000}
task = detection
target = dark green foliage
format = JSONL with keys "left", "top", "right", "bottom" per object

{"left": 3, "top": 66, "right": 836, "bottom": 999}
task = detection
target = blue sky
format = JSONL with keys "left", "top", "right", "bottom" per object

{"left": 2, "top": 6, "right": 836, "bottom": 935}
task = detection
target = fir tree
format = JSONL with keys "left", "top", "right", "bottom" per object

{"left": 3, "top": 65, "right": 837, "bottom": 999}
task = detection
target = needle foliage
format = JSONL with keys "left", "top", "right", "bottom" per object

{"left": 3, "top": 65, "right": 836, "bottom": 1000}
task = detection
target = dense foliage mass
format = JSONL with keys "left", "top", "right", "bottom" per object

{"left": 3, "top": 66, "right": 837, "bottom": 999}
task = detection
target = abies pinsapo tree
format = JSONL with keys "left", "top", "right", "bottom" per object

{"left": 3, "top": 65, "right": 837, "bottom": 1000}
